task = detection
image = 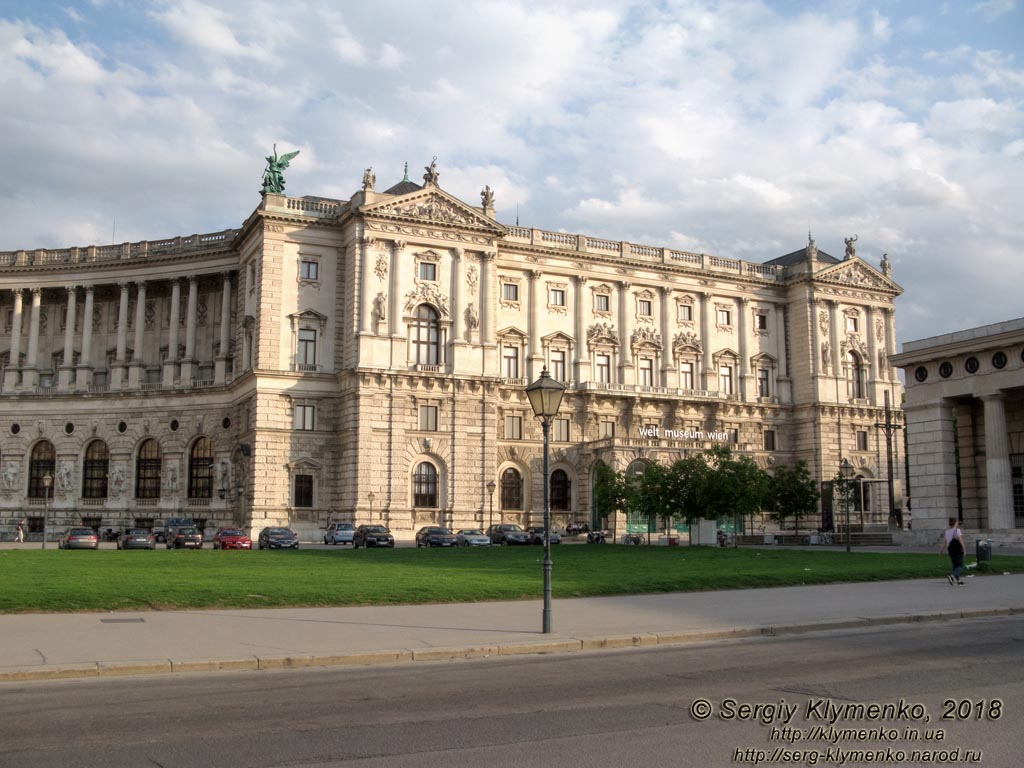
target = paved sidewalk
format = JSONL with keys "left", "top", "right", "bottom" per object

{"left": 2, "top": 573, "right": 1022, "bottom": 682}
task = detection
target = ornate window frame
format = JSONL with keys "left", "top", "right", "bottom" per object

{"left": 715, "top": 303, "right": 734, "bottom": 333}
{"left": 546, "top": 281, "right": 568, "bottom": 314}
{"left": 753, "top": 307, "right": 771, "bottom": 337}
{"left": 297, "top": 252, "right": 321, "bottom": 288}
{"left": 676, "top": 294, "right": 695, "bottom": 326}
{"left": 289, "top": 309, "right": 327, "bottom": 372}
{"left": 499, "top": 275, "right": 522, "bottom": 309}
{"left": 286, "top": 457, "right": 322, "bottom": 510}
{"left": 591, "top": 283, "right": 613, "bottom": 317}
{"left": 635, "top": 288, "right": 655, "bottom": 324}
{"left": 414, "top": 249, "right": 442, "bottom": 284}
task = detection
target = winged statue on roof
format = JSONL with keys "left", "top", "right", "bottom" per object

{"left": 261, "top": 144, "right": 301, "bottom": 195}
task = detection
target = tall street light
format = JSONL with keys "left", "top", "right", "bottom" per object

{"left": 840, "top": 458, "right": 855, "bottom": 554}
{"left": 526, "top": 366, "right": 566, "bottom": 635}
{"left": 367, "top": 491, "right": 375, "bottom": 524}
{"left": 42, "top": 472, "right": 53, "bottom": 550}
{"left": 486, "top": 479, "right": 496, "bottom": 532}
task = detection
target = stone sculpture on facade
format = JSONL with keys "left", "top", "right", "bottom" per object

{"left": 423, "top": 157, "right": 439, "bottom": 186}
{"left": 362, "top": 167, "right": 376, "bottom": 192}
{"left": 109, "top": 463, "right": 126, "bottom": 494}
{"left": 1, "top": 462, "right": 16, "bottom": 491}
{"left": 56, "top": 462, "right": 73, "bottom": 492}
{"left": 672, "top": 331, "right": 703, "bottom": 354}
{"left": 480, "top": 185, "right": 494, "bottom": 209}
{"left": 165, "top": 464, "right": 178, "bottom": 491}
{"left": 880, "top": 252, "right": 892, "bottom": 277}
{"left": 261, "top": 145, "right": 300, "bottom": 195}
{"left": 373, "top": 292, "right": 387, "bottom": 322}
{"left": 464, "top": 303, "right": 479, "bottom": 335}
{"left": 805, "top": 232, "right": 818, "bottom": 260}
{"left": 822, "top": 341, "right": 831, "bottom": 373}
{"left": 844, "top": 235, "right": 858, "bottom": 260}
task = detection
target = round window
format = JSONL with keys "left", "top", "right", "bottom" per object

{"left": 965, "top": 357, "right": 980, "bottom": 374}
{"left": 10, "top": 423, "right": 20, "bottom": 435}
{"left": 64, "top": 422, "right": 75, "bottom": 435}
{"left": 914, "top": 366, "right": 928, "bottom": 383}
{"left": 992, "top": 351, "right": 1007, "bottom": 369}
{"left": 117, "top": 421, "right": 128, "bottom": 433}
{"left": 222, "top": 417, "right": 231, "bottom": 429}
{"left": 939, "top": 362, "right": 953, "bottom": 379}
{"left": 170, "top": 419, "right": 179, "bottom": 432}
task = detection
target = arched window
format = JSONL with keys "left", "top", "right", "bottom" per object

{"left": 500, "top": 467, "right": 522, "bottom": 510}
{"left": 412, "top": 304, "right": 440, "bottom": 365}
{"left": 846, "top": 351, "right": 864, "bottom": 399}
{"left": 413, "top": 462, "right": 438, "bottom": 507}
{"left": 28, "top": 441, "right": 55, "bottom": 498}
{"left": 550, "top": 469, "right": 571, "bottom": 511}
{"left": 188, "top": 437, "right": 214, "bottom": 499}
{"left": 135, "top": 439, "right": 162, "bottom": 499}
{"left": 82, "top": 440, "right": 109, "bottom": 499}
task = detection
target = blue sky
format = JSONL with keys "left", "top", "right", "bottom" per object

{"left": 1, "top": 0, "right": 1021, "bottom": 345}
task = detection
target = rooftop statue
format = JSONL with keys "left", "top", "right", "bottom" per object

{"left": 844, "top": 235, "right": 858, "bottom": 260}
{"left": 261, "top": 144, "right": 300, "bottom": 195}
{"left": 423, "top": 156, "right": 439, "bottom": 186}
{"left": 481, "top": 185, "right": 495, "bottom": 209}
{"left": 362, "top": 167, "right": 376, "bottom": 192}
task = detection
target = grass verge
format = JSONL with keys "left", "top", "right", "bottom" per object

{"left": 1, "top": 546, "right": 1021, "bottom": 614}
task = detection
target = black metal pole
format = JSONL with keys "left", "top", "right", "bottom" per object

{"left": 542, "top": 417, "right": 553, "bottom": 634}
{"left": 884, "top": 390, "right": 899, "bottom": 528}
{"left": 845, "top": 473, "right": 851, "bottom": 554}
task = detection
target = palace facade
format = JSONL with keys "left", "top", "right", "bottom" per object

{"left": 0, "top": 164, "right": 905, "bottom": 539}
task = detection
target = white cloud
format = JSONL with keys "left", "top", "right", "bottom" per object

{"left": 152, "top": 0, "right": 257, "bottom": 58}
{"left": 872, "top": 10, "right": 892, "bottom": 42}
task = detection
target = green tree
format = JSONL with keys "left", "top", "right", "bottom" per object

{"left": 765, "top": 461, "right": 820, "bottom": 535}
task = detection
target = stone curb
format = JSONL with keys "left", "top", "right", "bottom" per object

{"left": 1, "top": 606, "right": 1020, "bottom": 684}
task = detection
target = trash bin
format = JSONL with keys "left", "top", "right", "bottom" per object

{"left": 976, "top": 540, "right": 992, "bottom": 563}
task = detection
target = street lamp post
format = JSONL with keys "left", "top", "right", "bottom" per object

{"left": 840, "top": 458, "right": 855, "bottom": 554}
{"left": 367, "top": 491, "right": 375, "bottom": 524}
{"left": 526, "top": 367, "right": 566, "bottom": 635}
{"left": 486, "top": 480, "right": 496, "bottom": 532}
{"left": 42, "top": 472, "right": 53, "bottom": 550}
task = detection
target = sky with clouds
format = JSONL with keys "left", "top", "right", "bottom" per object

{"left": 1, "top": 0, "right": 1021, "bottom": 345}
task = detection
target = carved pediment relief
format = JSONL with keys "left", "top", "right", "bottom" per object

{"left": 672, "top": 331, "right": 703, "bottom": 354}
{"left": 587, "top": 322, "right": 619, "bottom": 349}
{"left": 630, "top": 326, "right": 663, "bottom": 352}
{"left": 404, "top": 283, "right": 450, "bottom": 317}
{"left": 817, "top": 259, "right": 899, "bottom": 293}
{"left": 362, "top": 188, "right": 506, "bottom": 233}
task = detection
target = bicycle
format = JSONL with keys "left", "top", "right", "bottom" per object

{"left": 622, "top": 532, "right": 645, "bottom": 545}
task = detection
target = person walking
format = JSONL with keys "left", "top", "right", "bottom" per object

{"left": 15, "top": 519, "right": 25, "bottom": 543}
{"left": 939, "top": 516, "right": 966, "bottom": 586}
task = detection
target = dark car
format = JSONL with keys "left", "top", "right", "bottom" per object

{"left": 415, "top": 526, "right": 459, "bottom": 547}
{"left": 118, "top": 528, "right": 156, "bottom": 550}
{"left": 155, "top": 516, "right": 195, "bottom": 544}
{"left": 58, "top": 527, "right": 99, "bottom": 550}
{"left": 258, "top": 527, "right": 299, "bottom": 550}
{"left": 213, "top": 527, "right": 253, "bottom": 550}
{"left": 167, "top": 527, "right": 203, "bottom": 549}
{"left": 486, "top": 523, "right": 530, "bottom": 545}
{"left": 353, "top": 525, "right": 395, "bottom": 548}
{"left": 527, "top": 526, "right": 561, "bottom": 545}
{"left": 324, "top": 522, "right": 355, "bottom": 545}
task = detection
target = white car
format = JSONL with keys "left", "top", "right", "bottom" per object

{"left": 456, "top": 528, "right": 491, "bottom": 547}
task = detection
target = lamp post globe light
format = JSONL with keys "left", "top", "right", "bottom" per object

{"left": 367, "top": 491, "right": 375, "bottom": 524}
{"left": 42, "top": 472, "right": 53, "bottom": 550}
{"left": 525, "top": 366, "right": 566, "bottom": 635}
{"left": 840, "top": 458, "right": 855, "bottom": 554}
{"left": 486, "top": 479, "right": 496, "bottom": 532}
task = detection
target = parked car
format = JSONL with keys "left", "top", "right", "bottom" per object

{"left": 155, "top": 516, "right": 195, "bottom": 544}
{"left": 324, "top": 522, "right": 355, "bottom": 545}
{"left": 486, "top": 523, "right": 530, "bottom": 545}
{"left": 117, "top": 528, "right": 156, "bottom": 550}
{"left": 353, "top": 525, "right": 395, "bottom": 548}
{"left": 167, "top": 527, "right": 203, "bottom": 549}
{"left": 258, "top": 527, "right": 299, "bottom": 549}
{"left": 527, "top": 526, "right": 561, "bottom": 545}
{"left": 415, "top": 526, "right": 459, "bottom": 547}
{"left": 213, "top": 528, "right": 253, "bottom": 550}
{"left": 456, "top": 528, "right": 491, "bottom": 547}
{"left": 58, "top": 527, "right": 99, "bottom": 550}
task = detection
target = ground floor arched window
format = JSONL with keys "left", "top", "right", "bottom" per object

{"left": 550, "top": 469, "right": 570, "bottom": 511}
{"left": 28, "top": 441, "right": 55, "bottom": 498}
{"left": 413, "top": 462, "right": 438, "bottom": 507}
{"left": 188, "top": 437, "right": 214, "bottom": 499}
{"left": 500, "top": 467, "right": 523, "bottom": 510}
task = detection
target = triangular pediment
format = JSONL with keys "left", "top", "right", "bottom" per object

{"left": 816, "top": 258, "right": 901, "bottom": 294}
{"left": 361, "top": 186, "right": 507, "bottom": 234}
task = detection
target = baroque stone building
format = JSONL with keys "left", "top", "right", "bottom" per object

{"left": 0, "top": 163, "right": 904, "bottom": 539}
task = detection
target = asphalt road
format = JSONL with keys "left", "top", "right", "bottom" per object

{"left": 1, "top": 616, "right": 1021, "bottom": 768}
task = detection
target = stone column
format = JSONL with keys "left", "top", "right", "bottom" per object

{"left": 163, "top": 279, "right": 180, "bottom": 387}
{"left": 809, "top": 298, "right": 821, "bottom": 379}
{"left": 386, "top": 240, "right": 404, "bottom": 338}
{"left": 450, "top": 247, "right": 463, "bottom": 344}
{"left": 981, "top": 394, "right": 1014, "bottom": 529}
{"left": 572, "top": 275, "right": 589, "bottom": 382}
{"left": 128, "top": 281, "right": 147, "bottom": 387}
{"left": 618, "top": 281, "right": 631, "bottom": 384}
{"left": 527, "top": 269, "right": 542, "bottom": 378}
{"left": 884, "top": 307, "right": 898, "bottom": 381}
{"left": 828, "top": 300, "right": 841, "bottom": 392}
{"left": 699, "top": 292, "right": 713, "bottom": 389}
{"left": 215, "top": 272, "right": 232, "bottom": 384}
{"left": 3, "top": 289, "right": 23, "bottom": 391}
{"left": 75, "top": 286, "right": 94, "bottom": 390}
{"left": 180, "top": 275, "right": 198, "bottom": 385}
{"left": 58, "top": 287, "right": 77, "bottom": 389}
{"left": 659, "top": 286, "right": 672, "bottom": 387}
{"left": 775, "top": 303, "right": 790, "bottom": 402}
{"left": 738, "top": 297, "right": 751, "bottom": 401}
{"left": 904, "top": 399, "right": 959, "bottom": 531}
{"left": 110, "top": 282, "right": 130, "bottom": 390}
{"left": 865, "top": 305, "right": 879, "bottom": 399}
{"left": 22, "top": 287, "right": 43, "bottom": 388}
{"left": 358, "top": 236, "right": 374, "bottom": 335}
{"left": 479, "top": 251, "right": 497, "bottom": 375}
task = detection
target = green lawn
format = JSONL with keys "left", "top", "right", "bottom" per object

{"left": 1, "top": 546, "right": 1020, "bottom": 614}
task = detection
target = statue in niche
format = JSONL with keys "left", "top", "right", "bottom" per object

{"left": 56, "top": 462, "right": 73, "bottom": 492}
{"left": 1, "top": 462, "right": 17, "bottom": 490}
{"left": 422, "top": 156, "right": 439, "bottom": 186}
{"left": 481, "top": 185, "right": 494, "bottom": 209}
{"left": 261, "top": 144, "right": 300, "bottom": 195}
{"left": 844, "top": 235, "right": 858, "bottom": 260}
{"left": 110, "top": 464, "right": 126, "bottom": 494}
{"left": 821, "top": 341, "right": 831, "bottom": 373}
{"left": 373, "top": 292, "right": 387, "bottom": 323}
{"left": 880, "top": 252, "right": 892, "bottom": 277}
{"left": 219, "top": 460, "right": 231, "bottom": 491}
{"left": 464, "top": 302, "right": 479, "bottom": 332}
{"left": 362, "top": 167, "right": 376, "bottom": 192}
{"left": 165, "top": 464, "right": 179, "bottom": 491}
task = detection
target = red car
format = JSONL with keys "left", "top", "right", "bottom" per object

{"left": 213, "top": 527, "right": 252, "bottom": 550}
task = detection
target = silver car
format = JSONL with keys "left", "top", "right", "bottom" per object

{"left": 456, "top": 528, "right": 491, "bottom": 546}
{"left": 324, "top": 522, "right": 355, "bottom": 545}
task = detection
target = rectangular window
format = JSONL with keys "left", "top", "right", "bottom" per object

{"left": 294, "top": 474, "right": 313, "bottom": 508}
{"left": 846, "top": 316, "right": 859, "bottom": 333}
{"left": 757, "top": 368, "right": 770, "bottom": 397}
{"left": 505, "top": 415, "right": 523, "bottom": 440}
{"left": 639, "top": 358, "right": 654, "bottom": 386}
{"left": 419, "top": 262, "right": 437, "bottom": 281}
{"left": 297, "top": 329, "right": 317, "bottom": 368}
{"left": 719, "top": 365, "right": 734, "bottom": 395}
{"left": 730, "top": 428, "right": 739, "bottom": 444}
{"left": 763, "top": 430, "right": 776, "bottom": 451}
{"left": 679, "top": 362, "right": 694, "bottom": 390}
{"left": 300, "top": 260, "right": 319, "bottom": 281}
{"left": 293, "top": 404, "right": 315, "bottom": 431}
{"left": 717, "top": 309, "right": 731, "bottom": 326}
{"left": 638, "top": 299, "right": 652, "bottom": 317}
{"left": 595, "top": 294, "right": 610, "bottom": 312}
{"left": 756, "top": 313, "right": 768, "bottom": 330}
{"left": 553, "top": 418, "right": 570, "bottom": 442}
{"left": 599, "top": 420, "right": 616, "bottom": 439}
{"left": 502, "top": 283, "right": 519, "bottom": 302}
{"left": 549, "top": 288, "right": 565, "bottom": 306}
{"left": 595, "top": 354, "right": 611, "bottom": 383}
{"left": 857, "top": 430, "right": 869, "bottom": 451}
{"left": 678, "top": 304, "right": 693, "bottom": 322}
{"left": 550, "top": 350, "right": 566, "bottom": 382}
{"left": 419, "top": 405, "right": 438, "bottom": 431}
{"left": 502, "top": 346, "right": 519, "bottom": 378}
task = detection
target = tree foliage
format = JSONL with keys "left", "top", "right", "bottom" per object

{"left": 763, "top": 461, "right": 820, "bottom": 534}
